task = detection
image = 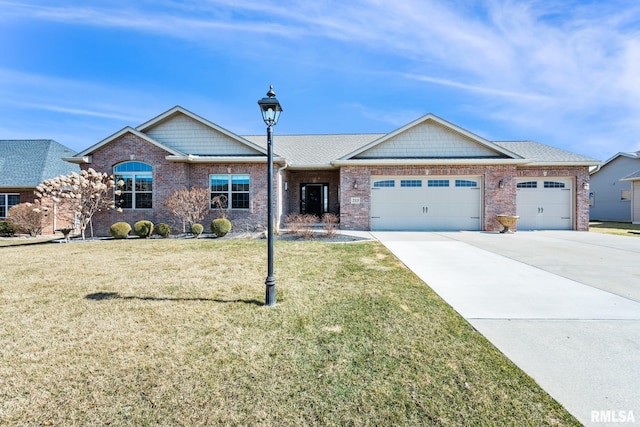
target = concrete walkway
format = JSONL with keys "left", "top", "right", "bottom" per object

{"left": 372, "top": 231, "right": 640, "bottom": 427}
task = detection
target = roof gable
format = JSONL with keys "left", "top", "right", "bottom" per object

{"left": 71, "top": 127, "right": 184, "bottom": 161}
{"left": 0, "top": 140, "right": 79, "bottom": 187}
{"left": 342, "top": 114, "right": 520, "bottom": 160}
{"left": 137, "top": 106, "right": 266, "bottom": 156}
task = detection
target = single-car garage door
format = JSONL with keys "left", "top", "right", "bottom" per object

{"left": 370, "top": 176, "right": 482, "bottom": 231}
{"left": 516, "top": 178, "right": 573, "bottom": 230}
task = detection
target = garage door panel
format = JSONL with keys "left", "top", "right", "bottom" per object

{"left": 370, "top": 177, "right": 482, "bottom": 231}
{"left": 516, "top": 178, "right": 573, "bottom": 230}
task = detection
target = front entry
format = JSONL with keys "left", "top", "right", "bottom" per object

{"left": 300, "top": 183, "right": 328, "bottom": 217}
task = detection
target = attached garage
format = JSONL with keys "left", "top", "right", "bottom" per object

{"left": 370, "top": 176, "right": 482, "bottom": 231}
{"left": 516, "top": 178, "right": 573, "bottom": 230}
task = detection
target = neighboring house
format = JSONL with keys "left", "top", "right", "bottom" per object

{"left": 64, "top": 106, "right": 599, "bottom": 236}
{"left": 620, "top": 170, "right": 640, "bottom": 224}
{"left": 589, "top": 151, "right": 640, "bottom": 222}
{"left": 0, "top": 140, "right": 79, "bottom": 233}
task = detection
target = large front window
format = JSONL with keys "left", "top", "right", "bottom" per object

{"left": 114, "top": 162, "right": 152, "bottom": 209}
{"left": 0, "top": 194, "right": 20, "bottom": 218}
{"left": 210, "top": 174, "right": 250, "bottom": 209}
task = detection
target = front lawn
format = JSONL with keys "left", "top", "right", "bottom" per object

{"left": 0, "top": 239, "right": 579, "bottom": 426}
{"left": 590, "top": 221, "right": 640, "bottom": 236}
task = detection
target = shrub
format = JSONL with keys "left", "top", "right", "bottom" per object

{"left": 322, "top": 213, "right": 339, "bottom": 237}
{"left": 110, "top": 222, "right": 131, "bottom": 239}
{"left": 284, "top": 213, "right": 317, "bottom": 238}
{"left": 155, "top": 223, "right": 171, "bottom": 238}
{"left": 211, "top": 218, "right": 232, "bottom": 237}
{"left": 134, "top": 220, "right": 154, "bottom": 238}
{"left": 8, "top": 203, "right": 44, "bottom": 237}
{"left": 191, "top": 223, "right": 204, "bottom": 238}
{"left": 0, "top": 221, "right": 16, "bottom": 237}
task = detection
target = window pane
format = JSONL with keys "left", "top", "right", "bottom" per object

{"left": 232, "top": 174, "right": 250, "bottom": 191}
{"left": 544, "top": 181, "right": 565, "bottom": 188}
{"left": 136, "top": 193, "right": 153, "bottom": 209}
{"left": 0, "top": 194, "right": 5, "bottom": 205}
{"left": 136, "top": 176, "right": 153, "bottom": 191}
{"left": 117, "top": 193, "right": 133, "bottom": 209}
{"left": 8, "top": 194, "right": 20, "bottom": 206}
{"left": 116, "top": 174, "right": 133, "bottom": 191}
{"left": 428, "top": 179, "right": 449, "bottom": 187}
{"left": 0, "top": 207, "right": 5, "bottom": 218}
{"left": 210, "top": 175, "right": 229, "bottom": 192}
{"left": 455, "top": 180, "right": 477, "bottom": 187}
{"left": 517, "top": 181, "right": 537, "bottom": 188}
{"left": 211, "top": 192, "right": 228, "bottom": 208}
{"left": 232, "top": 193, "right": 250, "bottom": 209}
{"left": 373, "top": 180, "right": 395, "bottom": 188}
{"left": 115, "top": 162, "right": 152, "bottom": 172}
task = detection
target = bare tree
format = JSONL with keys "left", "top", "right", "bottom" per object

{"left": 164, "top": 188, "right": 212, "bottom": 233}
{"left": 35, "top": 168, "right": 120, "bottom": 240}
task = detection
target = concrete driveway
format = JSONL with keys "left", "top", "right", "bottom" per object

{"left": 372, "top": 230, "right": 640, "bottom": 427}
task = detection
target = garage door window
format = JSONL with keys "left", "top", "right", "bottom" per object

{"left": 455, "top": 180, "right": 478, "bottom": 187}
{"left": 517, "top": 181, "right": 537, "bottom": 188}
{"left": 401, "top": 180, "right": 422, "bottom": 187}
{"left": 544, "top": 181, "right": 566, "bottom": 188}
{"left": 373, "top": 180, "right": 395, "bottom": 188}
{"left": 428, "top": 180, "right": 449, "bottom": 187}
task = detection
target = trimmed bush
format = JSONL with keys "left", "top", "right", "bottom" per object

{"left": 134, "top": 220, "right": 154, "bottom": 238}
{"left": 155, "top": 223, "right": 171, "bottom": 238}
{"left": 0, "top": 221, "right": 16, "bottom": 237}
{"left": 211, "top": 218, "right": 232, "bottom": 237}
{"left": 191, "top": 223, "right": 204, "bottom": 238}
{"left": 110, "top": 222, "right": 131, "bottom": 239}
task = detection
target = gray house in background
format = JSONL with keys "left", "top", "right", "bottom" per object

{"left": 589, "top": 151, "right": 640, "bottom": 222}
{"left": 0, "top": 140, "right": 79, "bottom": 230}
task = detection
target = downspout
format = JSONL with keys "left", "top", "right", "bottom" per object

{"left": 276, "top": 160, "right": 289, "bottom": 230}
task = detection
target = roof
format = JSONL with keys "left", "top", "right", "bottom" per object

{"left": 243, "top": 134, "right": 384, "bottom": 169}
{"left": 620, "top": 169, "right": 640, "bottom": 181}
{"left": 591, "top": 151, "right": 640, "bottom": 175}
{"left": 0, "top": 140, "right": 79, "bottom": 188}
{"left": 67, "top": 106, "right": 601, "bottom": 168}
{"left": 493, "top": 141, "right": 599, "bottom": 165}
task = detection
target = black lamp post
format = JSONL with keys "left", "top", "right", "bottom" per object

{"left": 258, "top": 85, "right": 282, "bottom": 307}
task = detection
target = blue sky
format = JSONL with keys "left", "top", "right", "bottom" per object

{"left": 1, "top": 0, "right": 639, "bottom": 160}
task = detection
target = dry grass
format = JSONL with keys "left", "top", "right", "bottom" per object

{"left": 0, "top": 239, "right": 579, "bottom": 426}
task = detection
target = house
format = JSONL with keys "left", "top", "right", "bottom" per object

{"left": 620, "top": 170, "right": 640, "bottom": 224}
{"left": 589, "top": 151, "right": 640, "bottom": 222}
{"left": 0, "top": 140, "right": 79, "bottom": 233}
{"left": 64, "top": 106, "right": 599, "bottom": 236}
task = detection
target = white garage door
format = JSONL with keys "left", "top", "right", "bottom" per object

{"left": 516, "top": 178, "right": 573, "bottom": 230}
{"left": 370, "top": 176, "right": 482, "bottom": 231}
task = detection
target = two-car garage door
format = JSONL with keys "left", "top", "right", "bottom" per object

{"left": 369, "top": 176, "right": 574, "bottom": 231}
{"left": 370, "top": 176, "right": 482, "bottom": 231}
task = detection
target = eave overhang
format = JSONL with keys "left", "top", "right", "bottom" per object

{"left": 63, "top": 155, "right": 92, "bottom": 164}
{"left": 165, "top": 155, "right": 287, "bottom": 165}
{"left": 331, "top": 158, "right": 530, "bottom": 167}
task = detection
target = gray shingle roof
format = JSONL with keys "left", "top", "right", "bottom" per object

{"left": 493, "top": 141, "right": 599, "bottom": 163}
{"left": 243, "top": 134, "right": 383, "bottom": 167}
{"left": 0, "top": 140, "right": 80, "bottom": 187}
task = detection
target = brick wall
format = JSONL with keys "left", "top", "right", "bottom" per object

{"left": 83, "top": 133, "right": 274, "bottom": 236}
{"left": 339, "top": 164, "right": 591, "bottom": 231}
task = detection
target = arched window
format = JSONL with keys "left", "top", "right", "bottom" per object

{"left": 114, "top": 162, "right": 152, "bottom": 209}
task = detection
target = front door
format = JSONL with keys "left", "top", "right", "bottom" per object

{"left": 301, "top": 184, "right": 327, "bottom": 218}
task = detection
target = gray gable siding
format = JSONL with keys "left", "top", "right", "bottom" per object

{"left": 590, "top": 155, "right": 640, "bottom": 221}
{"left": 145, "top": 114, "right": 262, "bottom": 156}
{"left": 0, "top": 140, "right": 79, "bottom": 187}
{"left": 355, "top": 121, "right": 504, "bottom": 159}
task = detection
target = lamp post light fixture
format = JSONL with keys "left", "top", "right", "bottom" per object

{"left": 258, "top": 85, "right": 283, "bottom": 307}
